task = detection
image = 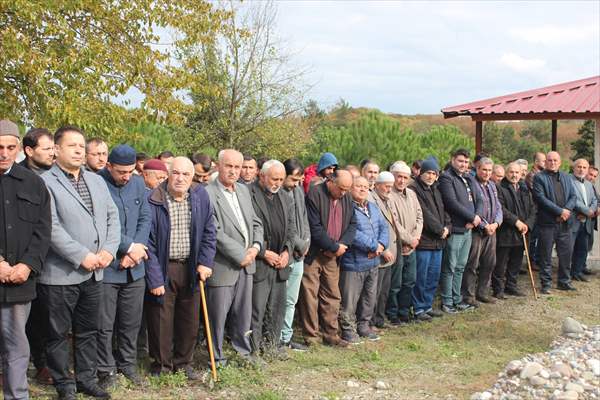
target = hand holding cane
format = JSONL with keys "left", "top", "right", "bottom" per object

{"left": 199, "top": 279, "right": 218, "bottom": 381}
{"left": 522, "top": 232, "right": 538, "bottom": 300}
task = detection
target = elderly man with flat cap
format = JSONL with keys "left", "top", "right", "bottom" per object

{"left": 368, "top": 171, "right": 401, "bottom": 329}
{"left": 97, "top": 145, "right": 151, "bottom": 387}
{"left": 0, "top": 120, "right": 51, "bottom": 400}
{"left": 145, "top": 156, "right": 216, "bottom": 378}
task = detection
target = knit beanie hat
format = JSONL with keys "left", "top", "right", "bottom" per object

{"left": 420, "top": 156, "right": 440, "bottom": 175}
{"left": 108, "top": 144, "right": 136, "bottom": 165}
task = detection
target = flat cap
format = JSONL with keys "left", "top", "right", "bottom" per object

{"left": 0, "top": 120, "right": 20, "bottom": 138}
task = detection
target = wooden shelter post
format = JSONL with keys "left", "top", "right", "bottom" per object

{"left": 475, "top": 120, "right": 483, "bottom": 153}
{"left": 592, "top": 119, "right": 600, "bottom": 267}
{"left": 551, "top": 120, "right": 558, "bottom": 151}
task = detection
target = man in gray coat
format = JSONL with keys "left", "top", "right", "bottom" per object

{"left": 205, "top": 149, "right": 264, "bottom": 366}
{"left": 40, "top": 126, "right": 120, "bottom": 400}
{"left": 570, "top": 158, "right": 598, "bottom": 282}
{"left": 280, "top": 159, "right": 310, "bottom": 350}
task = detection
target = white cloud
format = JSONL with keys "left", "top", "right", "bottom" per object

{"left": 500, "top": 53, "right": 546, "bottom": 72}
{"left": 509, "top": 24, "right": 600, "bottom": 45}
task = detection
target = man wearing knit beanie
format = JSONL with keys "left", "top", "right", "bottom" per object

{"left": 409, "top": 156, "right": 450, "bottom": 321}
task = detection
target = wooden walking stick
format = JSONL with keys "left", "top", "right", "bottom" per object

{"left": 522, "top": 232, "right": 538, "bottom": 300}
{"left": 199, "top": 280, "right": 218, "bottom": 381}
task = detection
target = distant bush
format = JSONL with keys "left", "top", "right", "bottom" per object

{"left": 304, "top": 111, "right": 474, "bottom": 168}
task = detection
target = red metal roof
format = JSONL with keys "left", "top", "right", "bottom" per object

{"left": 442, "top": 76, "right": 600, "bottom": 119}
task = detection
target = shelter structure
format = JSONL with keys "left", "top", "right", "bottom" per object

{"left": 442, "top": 76, "right": 600, "bottom": 267}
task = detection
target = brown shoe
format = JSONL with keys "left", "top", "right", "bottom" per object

{"left": 477, "top": 295, "right": 497, "bottom": 304}
{"left": 324, "top": 337, "right": 349, "bottom": 348}
{"left": 35, "top": 367, "right": 54, "bottom": 385}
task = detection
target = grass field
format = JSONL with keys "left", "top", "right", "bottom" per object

{"left": 29, "top": 270, "right": 600, "bottom": 399}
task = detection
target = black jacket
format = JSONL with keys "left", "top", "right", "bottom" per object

{"left": 249, "top": 182, "right": 296, "bottom": 281}
{"left": 305, "top": 182, "right": 357, "bottom": 264}
{"left": 497, "top": 179, "right": 537, "bottom": 247}
{"left": 438, "top": 167, "right": 483, "bottom": 234}
{"left": 410, "top": 177, "right": 451, "bottom": 250}
{"left": 0, "top": 163, "right": 51, "bottom": 302}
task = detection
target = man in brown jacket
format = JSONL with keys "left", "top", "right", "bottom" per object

{"left": 386, "top": 162, "right": 423, "bottom": 324}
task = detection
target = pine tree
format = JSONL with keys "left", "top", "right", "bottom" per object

{"left": 571, "top": 120, "right": 595, "bottom": 163}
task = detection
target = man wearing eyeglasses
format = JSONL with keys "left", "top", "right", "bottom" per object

{"left": 85, "top": 138, "right": 108, "bottom": 173}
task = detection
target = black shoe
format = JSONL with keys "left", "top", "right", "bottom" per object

{"left": 97, "top": 371, "right": 118, "bottom": 390}
{"left": 415, "top": 312, "right": 433, "bottom": 322}
{"left": 540, "top": 287, "right": 551, "bottom": 295}
{"left": 58, "top": 389, "right": 77, "bottom": 400}
{"left": 557, "top": 282, "right": 577, "bottom": 291}
{"left": 441, "top": 305, "right": 457, "bottom": 314}
{"left": 462, "top": 297, "right": 480, "bottom": 308}
{"left": 455, "top": 302, "right": 475, "bottom": 312}
{"left": 572, "top": 275, "right": 590, "bottom": 282}
{"left": 582, "top": 268, "right": 594, "bottom": 275}
{"left": 492, "top": 291, "right": 505, "bottom": 300}
{"left": 120, "top": 369, "right": 144, "bottom": 386}
{"left": 427, "top": 309, "right": 444, "bottom": 318}
{"left": 505, "top": 288, "right": 526, "bottom": 297}
{"left": 178, "top": 366, "right": 200, "bottom": 381}
{"left": 282, "top": 340, "right": 309, "bottom": 352}
{"left": 77, "top": 384, "right": 111, "bottom": 399}
{"left": 476, "top": 295, "right": 496, "bottom": 304}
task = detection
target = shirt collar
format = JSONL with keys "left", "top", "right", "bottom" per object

{"left": 217, "top": 179, "right": 235, "bottom": 193}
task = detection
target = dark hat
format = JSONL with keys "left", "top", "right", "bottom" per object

{"left": 108, "top": 144, "right": 136, "bottom": 165}
{"left": 420, "top": 156, "right": 440, "bottom": 175}
{"left": 0, "top": 120, "right": 20, "bottom": 138}
{"left": 143, "top": 159, "right": 168, "bottom": 173}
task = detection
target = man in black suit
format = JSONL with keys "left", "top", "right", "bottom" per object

{"left": 249, "top": 160, "right": 296, "bottom": 354}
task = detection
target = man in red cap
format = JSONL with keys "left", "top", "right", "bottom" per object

{"left": 142, "top": 159, "right": 168, "bottom": 190}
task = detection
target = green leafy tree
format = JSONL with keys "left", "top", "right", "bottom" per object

{"left": 571, "top": 120, "right": 595, "bottom": 163}
{"left": 0, "top": 0, "right": 226, "bottom": 138}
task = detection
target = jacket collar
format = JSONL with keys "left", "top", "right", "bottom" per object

{"left": 149, "top": 180, "right": 201, "bottom": 205}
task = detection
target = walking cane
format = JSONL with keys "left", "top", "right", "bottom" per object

{"left": 199, "top": 280, "right": 218, "bottom": 381}
{"left": 522, "top": 232, "right": 538, "bottom": 300}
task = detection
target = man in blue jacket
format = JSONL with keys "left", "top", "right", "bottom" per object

{"left": 97, "top": 145, "right": 151, "bottom": 387}
{"left": 145, "top": 157, "right": 216, "bottom": 378}
{"left": 438, "top": 149, "right": 483, "bottom": 314}
{"left": 532, "top": 151, "right": 577, "bottom": 293}
{"left": 340, "top": 177, "right": 388, "bottom": 343}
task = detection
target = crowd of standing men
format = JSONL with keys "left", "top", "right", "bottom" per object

{"left": 0, "top": 118, "right": 598, "bottom": 400}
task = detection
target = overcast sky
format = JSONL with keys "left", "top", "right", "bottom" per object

{"left": 274, "top": 0, "right": 600, "bottom": 114}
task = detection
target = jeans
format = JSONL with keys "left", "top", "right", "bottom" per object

{"left": 412, "top": 250, "right": 442, "bottom": 315}
{"left": 280, "top": 260, "right": 304, "bottom": 343}
{"left": 386, "top": 251, "right": 416, "bottom": 318}
{"left": 571, "top": 225, "right": 591, "bottom": 278}
{"left": 440, "top": 231, "right": 472, "bottom": 306}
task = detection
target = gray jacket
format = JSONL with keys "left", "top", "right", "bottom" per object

{"left": 205, "top": 179, "right": 263, "bottom": 287}
{"left": 40, "top": 164, "right": 121, "bottom": 285}
{"left": 284, "top": 186, "right": 310, "bottom": 261}
{"left": 570, "top": 174, "right": 598, "bottom": 235}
